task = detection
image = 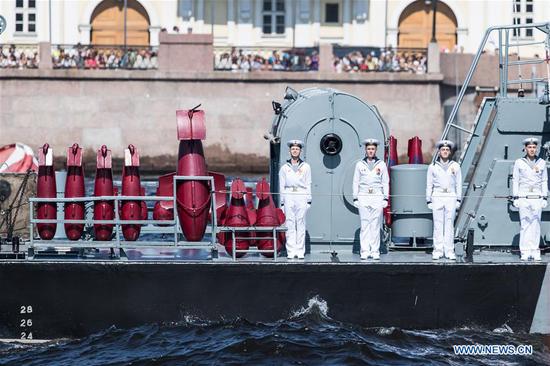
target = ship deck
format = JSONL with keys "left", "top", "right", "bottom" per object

{"left": 1, "top": 243, "right": 549, "bottom": 265}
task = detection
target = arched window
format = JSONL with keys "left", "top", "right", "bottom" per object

{"left": 398, "top": 0, "right": 457, "bottom": 50}
{"left": 91, "top": 0, "right": 150, "bottom": 46}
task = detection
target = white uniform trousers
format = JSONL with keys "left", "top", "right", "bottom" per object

{"left": 432, "top": 194, "right": 457, "bottom": 257}
{"left": 357, "top": 191, "right": 384, "bottom": 257}
{"left": 518, "top": 196, "right": 542, "bottom": 258}
{"left": 283, "top": 189, "right": 309, "bottom": 257}
{"left": 358, "top": 204, "right": 383, "bottom": 257}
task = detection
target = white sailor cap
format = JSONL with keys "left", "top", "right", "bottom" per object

{"left": 522, "top": 137, "right": 539, "bottom": 146}
{"left": 436, "top": 139, "right": 455, "bottom": 150}
{"left": 362, "top": 138, "right": 380, "bottom": 146}
{"left": 287, "top": 139, "right": 304, "bottom": 148}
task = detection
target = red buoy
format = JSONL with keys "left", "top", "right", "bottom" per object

{"left": 220, "top": 178, "right": 251, "bottom": 258}
{"left": 175, "top": 106, "right": 211, "bottom": 241}
{"left": 36, "top": 143, "right": 57, "bottom": 240}
{"left": 408, "top": 136, "right": 423, "bottom": 164}
{"left": 121, "top": 144, "right": 142, "bottom": 241}
{"left": 153, "top": 172, "right": 175, "bottom": 226}
{"left": 255, "top": 178, "right": 285, "bottom": 257}
{"left": 209, "top": 171, "right": 227, "bottom": 225}
{"left": 64, "top": 143, "right": 85, "bottom": 241}
{"left": 93, "top": 145, "right": 114, "bottom": 241}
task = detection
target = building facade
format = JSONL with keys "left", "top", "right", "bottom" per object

{"left": 0, "top": 0, "right": 549, "bottom": 54}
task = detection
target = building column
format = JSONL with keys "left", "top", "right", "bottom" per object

{"left": 295, "top": 0, "right": 311, "bottom": 47}
{"left": 386, "top": 27, "right": 398, "bottom": 48}
{"left": 149, "top": 26, "right": 161, "bottom": 46}
{"left": 254, "top": 0, "right": 262, "bottom": 42}
{"left": 78, "top": 24, "right": 91, "bottom": 45}
{"left": 227, "top": 0, "right": 235, "bottom": 44}
{"left": 457, "top": 27, "right": 468, "bottom": 52}
{"left": 196, "top": 0, "right": 205, "bottom": 32}
{"left": 313, "top": 0, "right": 321, "bottom": 43}
{"left": 285, "top": 0, "right": 294, "bottom": 46}
{"left": 343, "top": 0, "right": 351, "bottom": 45}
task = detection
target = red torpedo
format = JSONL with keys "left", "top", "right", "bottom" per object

{"left": 175, "top": 106, "right": 211, "bottom": 241}
{"left": 153, "top": 172, "right": 175, "bottom": 226}
{"left": 93, "top": 145, "right": 114, "bottom": 241}
{"left": 255, "top": 178, "right": 285, "bottom": 257}
{"left": 121, "top": 144, "right": 142, "bottom": 241}
{"left": 64, "top": 143, "right": 85, "bottom": 241}
{"left": 36, "top": 143, "right": 57, "bottom": 240}
{"left": 220, "top": 178, "right": 251, "bottom": 257}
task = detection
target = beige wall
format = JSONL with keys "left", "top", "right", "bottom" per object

{"left": 0, "top": 70, "right": 443, "bottom": 171}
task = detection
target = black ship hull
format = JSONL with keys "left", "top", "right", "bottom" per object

{"left": 0, "top": 260, "right": 548, "bottom": 340}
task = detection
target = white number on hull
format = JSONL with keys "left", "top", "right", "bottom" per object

{"left": 20, "top": 332, "right": 33, "bottom": 340}
{"left": 20, "top": 319, "right": 32, "bottom": 327}
{"left": 19, "top": 305, "right": 34, "bottom": 339}
{"left": 20, "top": 306, "right": 33, "bottom": 314}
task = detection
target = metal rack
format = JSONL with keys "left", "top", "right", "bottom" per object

{"left": 28, "top": 175, "right": 286, "bottom": 261}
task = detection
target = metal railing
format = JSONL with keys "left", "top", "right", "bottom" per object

{"left": 51, "top": 44, "right": 158, "bottom": 70}
{"left": 214, "top": 46, "right": 319, "bottom": 72}
{"left": 437, "top": 22, "right": 550, "bottom": 162}
{"left": 332, "top": 46, "right": 428, "bottom": 73}
{"left": 0, "top": 44, "right": 39, "bottom": 69}
{"left": 28, "top": 175, "right": 285, "bottom": 261}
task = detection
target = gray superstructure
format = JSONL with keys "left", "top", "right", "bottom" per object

{"left": 267, "top": 87, "right": 388, "bottom": 245}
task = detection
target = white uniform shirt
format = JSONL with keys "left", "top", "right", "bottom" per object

{"left": 278, "top": 160, "right": 312, "bottom": 204}
{"left": 512, "top": 157, "right": 548, "bottom": 197}
{"left": 426, "top": 160, "right": 462, "bottom": 202}
{"left": 352, "top": 158, "right": 389, "bottom": 200}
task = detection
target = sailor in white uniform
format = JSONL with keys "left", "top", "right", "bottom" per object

{"left": 279, "top": 140, "right": 312, "bottom": 259}
{"left": 426, "top": 140, "right": 462, "bottom": 260}
{"left": 512, "top": 137, "right": 547, "bottom": 261}
{"left": 352, "top": 138, "right": 389, "bottom": 260}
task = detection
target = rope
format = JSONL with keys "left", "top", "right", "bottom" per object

{"left": 209, "top": 189, "right": 543, "bottom": 200}
{"left": 0, "top": 170, "right": 32, "bottom": 239}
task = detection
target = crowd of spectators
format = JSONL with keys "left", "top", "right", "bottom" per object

{"left": 333, "top": 48, "right": 427, "bottom": 74}
{"left": 215, "top": 47, "right": 319, "bottom": 72}
{"left": 51, "top": 44, "right": 158, "bottom": 70}
{"left": 0, "top": 45, "right": 39, "bottom": 69}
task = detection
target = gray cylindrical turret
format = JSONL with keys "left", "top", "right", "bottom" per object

{"left": 390, "top": 164, "right": 432, "bottom": 239}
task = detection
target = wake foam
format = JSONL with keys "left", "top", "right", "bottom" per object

{"left": 290, "top": 295, "right": 330, "bottom": 319}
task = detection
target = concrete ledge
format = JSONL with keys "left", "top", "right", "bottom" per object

{"left": 0, "top": 69, "right": 444, "bottom": 84}
{"left": 159, "top": 33, "right": 213, "bottom": 44}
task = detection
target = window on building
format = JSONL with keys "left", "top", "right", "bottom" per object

{"left": 513, "top": 0, "right": 521, "bottom": 13}
{"left": 14, "top": 0, "right": 36, "bottom": 34}
{"left": 512, "top": 0, "right": 534, "bottom": 38}
{"left": 178, "top": 0, "right": 193, "bottom": 20}
{"left": 325, "top": 3, "right": 339, "bottom": 23}
{"left": 525, "top": 17, "right": 533, "bottom": 37}
{"left": 512, "top": 17, "right": 520, "bottom": 37}
{"left": 262, "top": 0, "right": 285, "bottom": 35}
{"left": 526, "top": 0, "right": 533, "bottom": 13}
{"left": 15, "top": 13, "right": 23, "bottom": 32}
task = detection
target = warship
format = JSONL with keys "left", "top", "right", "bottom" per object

{"left": 0, "top": 22, "right": 549, "bottom": 341}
